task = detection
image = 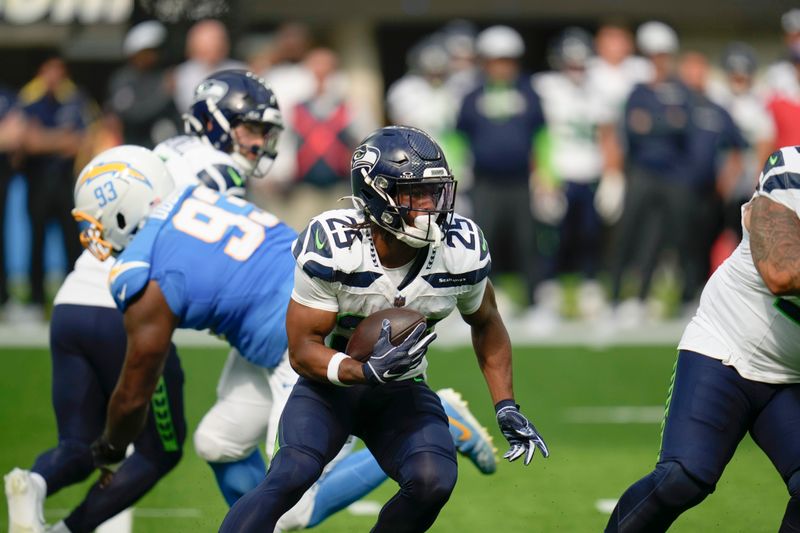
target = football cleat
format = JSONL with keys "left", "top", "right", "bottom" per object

{"left": 5, "top": 468, "right": 46, "bottom": 533}
{"left": 437, "top": 388, "right": 497, "bottom": 474}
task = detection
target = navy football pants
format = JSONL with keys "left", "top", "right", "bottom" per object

{"left": 220, "top": 377, "right": 458, "bottom": 532}
{"left": 32, "top": 304, "right": 186, "bottom": 533}
{"left": 607, "top": 350, "right": 800, "bottom": 532}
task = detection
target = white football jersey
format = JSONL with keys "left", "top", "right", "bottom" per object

{"left": 53, "top": 250, "right": 116, "bottom": 308}
{"left": 532, "top": 71, "right": 605, "bottom": 182}
{"left": 586, "top": 55, "right": 653, "bottom": 124}
{"left": 291, "top": 208, "right": 489, "bottom": 375}
{"left": 154, "top": 135, "right": 247, "bottom": 197}
{"left": 679, "top": 146, "right": 800, "bottom": 383}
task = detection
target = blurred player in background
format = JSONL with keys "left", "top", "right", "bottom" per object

{"left": 606, "top": 146, "right": 800, "bottom": 531}
{"left": 531, "top": 27, "right": 608, "bottom": 324}
{"left": 220, "top": 125, "right": 549, "bottom": 532}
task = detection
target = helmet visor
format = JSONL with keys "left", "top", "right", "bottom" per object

{"left": 394, "top": 177, "right": 456, "bottom": 225}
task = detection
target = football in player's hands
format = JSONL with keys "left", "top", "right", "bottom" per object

{"left": 346, "top": 308, "right": 427, "bottom": 362}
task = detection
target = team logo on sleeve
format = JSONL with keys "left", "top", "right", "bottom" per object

{"left": 763, "top": 150, "right": 784, "bottom": 174}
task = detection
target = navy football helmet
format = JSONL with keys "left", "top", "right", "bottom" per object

{"left": 351, "top": 126, "right": 456, "bottom": 247}
{"left": 184, "top": 69, "right": 283, "bottom": 178}
{"left": 548, "top": 27, "right": 593, "bottom": 70}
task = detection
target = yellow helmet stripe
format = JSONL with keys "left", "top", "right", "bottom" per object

{"left": 78, "top": 162, "right": 152, "bottom": 189}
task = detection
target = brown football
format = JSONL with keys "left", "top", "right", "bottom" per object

{"left": 345, "top": 308, "right": 427, "bottom": 362}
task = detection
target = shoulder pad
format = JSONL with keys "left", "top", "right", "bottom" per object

{"left": 293, "top": 209, "right": 366, "bottom": 282}
{"left": 437, "top": 214, "right": 491, "bottom": 283}
{"left": 108, "top": 255, "right": 151, "bottom": 312}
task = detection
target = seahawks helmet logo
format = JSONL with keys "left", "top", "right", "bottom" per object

{"left": 352, "top": 145, "right": 381, "bottom": 173}
{"left": 193, "top": 79, "right": 228, "bottom": 104}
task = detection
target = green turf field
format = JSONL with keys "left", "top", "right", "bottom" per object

{"left": 0, "top": 345, "right": 787, "bottom": 532}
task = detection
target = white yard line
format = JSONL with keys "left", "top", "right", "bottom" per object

{"left": 564, "top": 406, "right": 665, "bottom": 424}
{"left": 595, "top": 498, "right": 618, "bottom": 514}
{"left": 346, "top": 500, "right": 382, "bottom": 516}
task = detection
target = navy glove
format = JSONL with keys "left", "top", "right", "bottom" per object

{"left": 363, "top": 320, "right": 436, "bottom": 385}
{"left": 495, "top": 400, "right": 549, "bottom": 465}
{"left": 90, "top": 435, "right": 127, "bottom": 488}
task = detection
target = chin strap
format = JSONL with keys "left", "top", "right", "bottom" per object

{"left": 396, "top": 215, "right": 443, "bottom": 249}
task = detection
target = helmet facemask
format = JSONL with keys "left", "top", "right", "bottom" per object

{"left": 362, "top": 171, "right": 456, "bottom": 248}
{"left": 74, "top": 211, "right": 114, "bottom": 261}
{"left": 230, "top": 119, "right": 282, "bottom": 178}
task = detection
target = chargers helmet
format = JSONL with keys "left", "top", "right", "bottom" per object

{"left": 351, "top": 126, "right": 456, "bottom": 248}
{"left": 184, "top": 69, "right": 283, "bottom": 179}
{"left": 72, "top": 145, "right": 175, "bottom": 261}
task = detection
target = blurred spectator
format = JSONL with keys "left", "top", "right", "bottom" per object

{"left": 258, "top": 22, "right": 316, "bottom": 189}
{"left": 588, "top": 23, "right": 653, "bottom": 225}
{"left": 588, "top": 24, "right": 653, "bottom": 121}
{"left": 679, "top": 51, "right": 746, "bottom": 310}
{"left": 762, "top": 9, "right": 800, "bottom": 149}
{"left": 387, "top": 26, "right": 478, "bottom": 217}
{"left": 387, "top": 35, "right": 456, "bottom": 137}
{"left": 531, "top": 27, "right": 607, "bottom": 321}
{"left": 0, "top": 86, "right": 24, "bottom": 313}
{"left": 18, "top": 56, "right": 96, "bottom": 317}
{"left": 276, "top": 47, "right": 377, "bottom": 230}
{"left": 456, "top": 25, "right": 546, "bottom": 310}
{"left": 174, "top": 19, "right": 246, "bottom": 113}
{"left": 441, "top": 20, "right": 481, "bottom": 101}
{"left": 107, "top": 20, "right": 179, "bottom": 147}
{"left": 608, "top": 21, "right": 692, "bottom": 324}
{"left": 708, "top": 42, "right": 775, "bottom": 239}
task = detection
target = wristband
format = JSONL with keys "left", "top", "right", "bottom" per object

{"left": 327, "top": 352, "right": 352, "bottom": 387}
{"left": 494, "top": 399, "right": 517, "bottom": 413}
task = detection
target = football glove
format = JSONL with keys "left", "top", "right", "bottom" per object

{"left": 363, "top": 320, "right": 436, "bottom": 385}
{"left": 91, "top": 435, "right": 126, "bottom": 471}
{"left": 594, "top": 171, "right": 626, "bottom": 224}
{"left": 495, "top": 400, "right": 549, "bottom": 465}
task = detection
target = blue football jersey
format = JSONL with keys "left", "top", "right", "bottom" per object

{"left": 109, "top": 185, "right": 297, "bottom": 368}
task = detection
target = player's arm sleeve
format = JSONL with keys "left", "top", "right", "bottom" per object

{"left": 109, "top": 261, "right": 152, "bottom": 312}
{"left": 754, "top": 148, "right": 800, "bottom": 213}
{"left": 291, "top": 216, "right": 341, "bottom": 312}
{"left": 291, "top": 264, "right": 339, "bottom": 312}
{"left": 457, "top": 277, "right": 488, "bottom": 315}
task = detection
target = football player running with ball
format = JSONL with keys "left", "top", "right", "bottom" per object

{"left": 220, "top": 125, "right": 549, "bottom": 532}
{"left": 606, "top": 146, "right": 800, "bottom": 532}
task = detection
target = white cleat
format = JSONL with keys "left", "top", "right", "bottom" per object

{"left": 5, "top": 468, "right": 47, "bottom": 533}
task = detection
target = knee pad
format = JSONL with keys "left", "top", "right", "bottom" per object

{"left": 46, "top": 440, "right": 94, "bottom": 474}
{"left": 654, "top": 461, "right": 711, "bottom": 509}
{"left": 193, "top": 427, "right": 252, "bottom": 463}
{"left": 400, "top": 452, "right": 458, "bottom": 505}
{"left": 267, "top": 446, "right": 325, "bottom": 499}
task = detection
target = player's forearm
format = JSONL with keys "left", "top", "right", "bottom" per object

{"left": 471, "top": 319, "right": 515, "bottom": 404}
{"left": 105, "top": 385, "right": 151, "bottom": 450}
{"left": 104, "top": 343, "right": 170, "bottom": 449}
{"left": 750, "top": 195, "right": 800, "bottom": 296}
{"left": 290, "top": 342, "right": 367, "bottom": 385}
